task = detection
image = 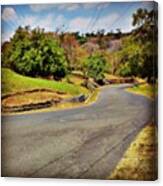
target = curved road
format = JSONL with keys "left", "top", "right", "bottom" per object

{"left": 1, "top": 84, "right": 154, "bottom": 179}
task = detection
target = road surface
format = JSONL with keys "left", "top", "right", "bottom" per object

{"left": 1, "top": 84, "right": 154, "bottom": 179}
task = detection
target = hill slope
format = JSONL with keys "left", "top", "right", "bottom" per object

{"left": 2, "top": 68, "right": 88, "bottom": 96}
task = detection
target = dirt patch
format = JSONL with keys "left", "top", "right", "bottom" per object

{"left": 2, "top": 91, "right": 63, "bottom": 107}
{"left": 2, "top": 89, "right": 70, "bottom": 113}
{"left": 2, "top": 88, "right": 91, "bottom": 113}
{"left": 2, "top": 88, "right": 66, "bottom": 100}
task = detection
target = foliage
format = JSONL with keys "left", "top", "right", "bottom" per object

{"left": 2, "top": 26, "right": 68, "bottom": 80}
{"left": 84, "top": 53, "right": 107, "bottom": 82}
{"left": 132, "top": 8, "right": 158, "bottom": 82}
{"left": 113, "top": 8, "right": 157, "bottom": 83}
{"left": 116, "top": 36, "right": 143, "bottom": 77}
{"left": 128, "top": 83, "right": 157, "bottom": 99}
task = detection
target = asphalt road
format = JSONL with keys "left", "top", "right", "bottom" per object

{"left": 1, "top": 84, "right": 154, "bottom": 179}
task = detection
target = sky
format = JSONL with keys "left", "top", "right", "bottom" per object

{"left": 1, "top": 1, "right": 154, "bottom": 42}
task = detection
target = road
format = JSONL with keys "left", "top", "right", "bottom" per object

{"left": 1, "top": 84, "right": 154, "bottom": 179}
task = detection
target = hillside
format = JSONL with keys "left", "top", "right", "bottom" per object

{"left": 2, "top": 68, "right": 89, "bottom": 96}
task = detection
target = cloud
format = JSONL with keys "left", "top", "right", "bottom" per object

{"left": 82, "top": 3, "right": 97, "bottom": 9}
{"left": 2, "top": 14, "right": 64, "bottom": 42}
{"left": 68, "top": 17, "right": 91, "bottom": 33}
{"left": 94, "top": 13, "right": 119, "bottom": 30}
{"left": 1, "top": 30, "right": 14, "bottom": 43}
{"left": 29, "top": 4, "right": 55, "bottom": 12}
{"left": 29, "top": 3, "right": 110, "bottom": 13}
{"left": 30, "top": 3, "right": 80, "bottom": 12}
{"left": 36, "top": 14, "right": 54, "bottom": 31}
{"left": 17, "top": 14, "right": 55, "bottom": 31}
{"left": 68, "top": 13, "right": 119, "bottom": 33}
{"left": 19, "top": 15, "right": 37, "bottom": 27}
{"left": 83, "top": 2, "right": 110, "bottom": 10}
{"left": 2, "top": 7, "right": 17, "bottom": 22}
{"left": 57, "top": 3, "right": 80, "bottom": 11}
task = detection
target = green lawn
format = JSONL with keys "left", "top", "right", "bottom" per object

{"left": 2, "top": 68, "right": 89, "bottom": 96}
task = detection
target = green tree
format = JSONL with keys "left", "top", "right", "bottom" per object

{"left": 132, "top": 8, "right": 158, "bottom": 83}
{"left": 4, "top": 26, "right": 68, "bottom": 79}
{"left": 38, "top": 34, "right": 68, "bottom": 79}
{"left": 84, "top": 53, "right": 107, "bottom": 83}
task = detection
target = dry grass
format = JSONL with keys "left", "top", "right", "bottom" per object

{"left": 109, "top": 124, "right": 158, "bottom": 180}
{"left": 2, "top": 88, "right": 99, "bottom": 116}
{"left": 2, "top": 91, "right": 70, "bottom": 107}
{"left": 105, "top": 74, "right": 121, "bottom": 80}
{"left": 127, "top": 83, "right": 157, "bottom": 99}
{"left": 108, "top": 82, "right": 158, "bottom": 180}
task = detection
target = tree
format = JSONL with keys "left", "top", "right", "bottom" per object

{"left": 38, "top": 34, "right": 68, "bottom": 79}
{"left": 61, "top": 33, "right": 78, "bottom": 70}
{"left": 3, "top": 26, "right": 68, "bottom": 79}
{"left": 84, "top": 53, "right": 107, "bottom": 83}
{"left": 132, "top": 8, "right": 158, "bottom": 83}
{"left": 117, "top": 36, "right": 143, "bottom": 77}
{"left": 1, "top": 41, "right": 13, "bottom": 68}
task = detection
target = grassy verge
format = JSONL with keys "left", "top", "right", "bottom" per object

{"left": 127, "top": 83, "right": 157, "bottom": 99}
{"left": 2, "top": 68, "right": 99, "bottom": 115}
{"left": 2, "top": 68, "right": 88, "bottom": 96}
{"left": 109, "top": 123, "right": 157, "bottom": 180}
{"left": 3, "top": 88, "right": 99, "bottom": 115}
{"left": 108, "top": 82, "right": 158, "bottom": 180}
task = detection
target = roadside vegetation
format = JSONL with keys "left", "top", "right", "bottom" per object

{"left": 108, "top": 80, "right": 158, "bottom": 180}
{"left": 2, "top": 68, "right": 88, "bottom": 96}
{"left": 127, "top": 83, "right": 158, "bottom": 99}
{"left": 109, "top": 123, "right": 157, "bottom": 180}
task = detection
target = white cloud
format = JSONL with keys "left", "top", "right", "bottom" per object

{"left": 2, "top": 7, "right": 17, "bottom": 22}
{"left": 82, "top": 3, "right": 97, "bottom": 9}
{"left": 29, "top": 4, "right": 55, "bottom": 12}
{"left": 1, "top": 30, "right": 14, "bottom": 43}
{"left": 17, "top": 14, "right": 55, "bottom": 31}
{"left": 29, "top": 3, "right": 110, "bottom": 13}
{"left": 30, "top": 3, "right": 80, "bottom": 12}
{"left": 68, "top": 17, "right": 91, "bottom": 33}
{"left": 36, "top": 14, "right": 54, "bottom": 31}
{"left": 57, "top": 4, "right": 80, "bottom": 11}
{"left": 54, "top": 15, "right": 66, "bottom": 27}
{"left": 83, "top": 3, "right": 110, "bottom": 10}
{"left": 68, "top": 13, "right": 119, "bottom": 33}
{"left": 94, "top": 13, "right": 119, "bottom": 30}
{"left": 2, "top": 13, "right": 56, "bottom": 42}
{"left": 19, "top": 15, "right": 37, "bottom": 27}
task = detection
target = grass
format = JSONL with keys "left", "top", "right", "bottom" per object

{"left": 3, "top": 87, "right": 100, "bottom": 116}
{"left": 108, "top": 81, "right": 158, "bottom": 180}
{"left": 85, "top": 89, "right": 99, "bottom": 104}
{"left": 2, "top": 68, "right": 89, "bottom": 96}
{"left": 105, "top": 73, "right": 121, "bottom": 80}
{"left": 2, "top": 68, "right": 100, "bottom": 115}
{"left": 109, "top": 124, "right": 157, "bottom": 180}
{"left": 62, "top": 74, "right": 85, "bottom": 85}
{"left": 127, "top": 83, "right": 157, "bottom": 99}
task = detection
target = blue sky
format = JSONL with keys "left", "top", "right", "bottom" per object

{"left": 1, "top": 1, "right": 154, "bottom": 42}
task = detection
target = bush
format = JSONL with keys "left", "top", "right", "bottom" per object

{"left": 84, "top": 53, "right": 107, "bottom": 83}
{"left": 3, "top": 26, "right": 68, "bottom": 80}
